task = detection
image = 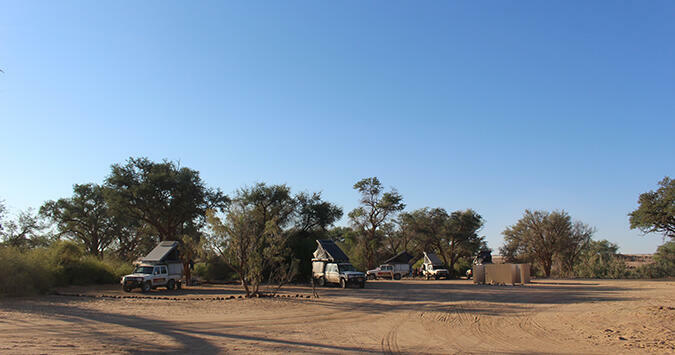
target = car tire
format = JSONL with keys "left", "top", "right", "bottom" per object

{"left": 318, "top": 277, "right": 325, "bottom": 287}
{"left": 123, "top": 286, "right": 132, "bottom": 292}
{"left": 340, "top": 278, "right": 347, "bottom": 289}
{"left": 176, "top": 281, "right": 182, "bottom": 290}
{"left": 141, "top": 281, "right": 151, "bottom": 293}
{"left": 394, "top": 273, "right": 401, "bottom": 280}
{"left": 367, "top": 274, "right": 375, "bottom": 280}
{"left": 167, "top": 279, "right": 175, "bottom": 290}
{"left": 434, "top": 274, "right": 439, "bottom": 280}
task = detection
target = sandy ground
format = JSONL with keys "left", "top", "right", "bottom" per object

{"left": 0, "top": 279, "right": 673, "bottom": 354}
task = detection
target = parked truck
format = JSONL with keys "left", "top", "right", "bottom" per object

{"left": 366, "top": 251, "right": 413, "bottom": 280}
{"left": 366, "top": 264, "right": 407, "bottom": 280}
{"left": 312, "top": 240, "right": 366, "bottom": 288}
{"left": 121, "top": 241, "right": 183, "bottom": 292}
{"left": 421, "top": 252, "right": 449, "bottom": 280}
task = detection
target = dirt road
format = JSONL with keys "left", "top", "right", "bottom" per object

{"left": 0, "top": 279, "right": 673, "bottom": 354}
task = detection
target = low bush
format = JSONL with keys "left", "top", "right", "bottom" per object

{"left": 0, "top": 241, "right": 136, "bottom": 297}
{"left": 194, "top": 257, "right": 236, "bottom": 282}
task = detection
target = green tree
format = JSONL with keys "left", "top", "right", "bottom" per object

{"left": 652, "top": 241, "right": 675, "bottom": 276}
{"left": 205, "top": 183, "right": 296, "bottom": 297}
{"left": 398, "top": 208, "right": 447, "bottom": 258}
{"left": 399, "top": 208, "right": 485, "bottom": 275}
{"left": 557, "top": 221, "right": 594, "bottom": 276}
{"left": 348, "top": 177, "right": 405, "bottom": 269}
{"left": 574, "top": 240, "right": 627, "bottom": 278}
{"left": 0, "top": 199, "right": 6, "bottom": 234}
{"left": 629, "top": 177, "right": 674, "bottom": 240}
{"left": 288, "top": 192, "right": 343, "bottom": 280}
{"left": 41, "top": 184, "right": 119, "bottom": 257}
{"left": 0, "top": 207, "right": 49, "bottom": 249}
{"left": 104, "top": 157, "right": 229, "bottom": 241}
{"left": 501, "top": 210, "right": 575, "bottom": 277}
{"left": 442, "top": 209, "right": 485, "bottom": 275}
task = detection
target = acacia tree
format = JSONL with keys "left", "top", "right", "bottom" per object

{"left": 501, "top": 210, "right": 573, "bottom": 277}
{"left": 40, "top": 183, "right": 119, "bottom": 257}
{"left": 397, "top": 208, "right": 484, "bottom": 274}
{"left": 0, "top": 207, "right": 48, "bottom": 249}
{"left": 629, "top": 177, "right": 674, "bottom": 240}
{"left": 557, "top": 221, "right": 594, "bottom": 276}
{"left": 348, "top": 177, "right": 405, "bottom": 269}
{"left": 104, "top": 157, "right": 229, "bottom": 241}
{"left": 442, "top": 209, "right": 485, "bottom": 274}
{"left": 398, "top": 208, "right": 448, "bottom": 259}
{"left": 288, "top": 191, "right": 343, "bottom": 280}
{"left": 205, "top": 183, "right": 296, "bottom": 297}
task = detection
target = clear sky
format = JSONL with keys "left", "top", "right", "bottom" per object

{"left": 1, "top": 1, "right": 673, "bottom": 253}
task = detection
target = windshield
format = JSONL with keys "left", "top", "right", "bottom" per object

{"left": 133, "top": 266, "right": 154, "bottom": 274}
{"left": 338, "top": 264, "right": 357, "bottom": 272}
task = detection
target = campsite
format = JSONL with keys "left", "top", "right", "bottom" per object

{"left": 1, "top": 279, "right": 673, "bottom": 354}
{"left": 2, "top": 2, "right": 675, "bottom": 354}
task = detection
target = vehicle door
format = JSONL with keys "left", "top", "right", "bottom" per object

{"left": 152, "top": 266, "right": 167, "bottom": 286}
{"left": 325, "top": 263, "right": 340, "bottom": 283}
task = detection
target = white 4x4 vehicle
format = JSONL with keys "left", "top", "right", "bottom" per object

{"left": 366, "top": 264, "right": 405, "bottom": 280}
{"left": 121, "top": 264, "right": 182, "bottom": 292}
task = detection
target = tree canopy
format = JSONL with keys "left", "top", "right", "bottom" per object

{"left": 629, "top": 177, "right": 674, "bottom": 240}
{"left": 40, "top": 184, "right": 119, "bottom": 257}
{"left": 501, "top": 210, "right": 594, "bottom": 277}
{"left": 104, "top": 157, "right": 229, "bottom": 241}
{"left": 348, "top": 177, "right": 405, "bottom": 269}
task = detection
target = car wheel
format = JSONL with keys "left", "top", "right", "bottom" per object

{"left": 434, "top": 274, "right": 439, "bottom": 280}
{"left": 141, "top": 281, "right": 151, "bottom": 293}
{"left": 340, "top": 278, "right": 347, "bottom": 289}
{"left": 123, "top": 286, "right": 132, "bottom": 292}
{"left": 394, "top": 273, "right": 401, "bottom": 280}
{"left": 367, "top": 274, "right": 375, "bottom": 280}
{"left": 318, "top": 277, "right": 326, "bottom": 287}
{"left": 167, "top": 279, "right": 175, "bottom": 290}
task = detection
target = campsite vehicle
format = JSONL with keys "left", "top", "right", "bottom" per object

{"left": 312, "top": 240, "right": 366, "bottom": 288}
{"left": 366, "top": 264, "right": 398, "bottom": 280}
{"left": 421, "top": 252, "right": 449, "bottom": 280}
{"left": 366, "top": 251, "right": 414, "bottom": 280}
{"left": 121, "top": 241, "right": 183, "bottom": 292}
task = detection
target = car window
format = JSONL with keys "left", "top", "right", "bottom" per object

{"left": 161, "top": 266, "right": 167, "bottom": 274}
{"left": 154, "top": 267, "right": 160, "bottom": 275}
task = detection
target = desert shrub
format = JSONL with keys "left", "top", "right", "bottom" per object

{"left": 0, "top": 241, "right": 137, "bottom": 296}
{"left": 631, "top": 242, "right": 675, "bottom": 278}
{"left": 573, "top": 240, "right": 628, "bottom": 278}
{"left": 0, "top": 247, "right": 54, "bottom": 296}
{"left": 194, "top": 257, "right": 236, "bottom": 282}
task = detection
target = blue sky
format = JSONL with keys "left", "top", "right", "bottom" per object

{"left": 1, "top": 1, "right": 673, "bottom": 253}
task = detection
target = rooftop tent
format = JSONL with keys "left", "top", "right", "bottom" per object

{"left": 423, "top": 252, "right": 443, "bottom": 266}
{"left": 384, "top": 251, "right": 414, "bottom": 265}
{"left": 143, "top": 241, "right": 181, "bottom": 263}
{"left": 312, "top": 239, "right": 350, "bottom": 262}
